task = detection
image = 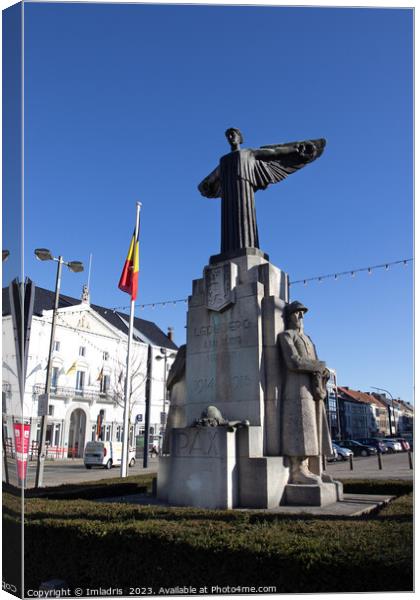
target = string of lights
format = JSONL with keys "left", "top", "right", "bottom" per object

{"left": 289, "top": 258, "right": 413, "bottom": 286}
{"left": 26, "top": 257, "right": 412, "bottom": 316}
{"left": 112, "top": 257, "right": 413, "bottom": 310}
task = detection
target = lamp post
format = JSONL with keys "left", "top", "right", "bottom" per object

{"left": 34, "top": 249, "right": 83, "bottom": 488}
{"left": 155, "top": 348, "right": 176, "bottom": 450}
{"left": 371, "top": 386, "right": 397, "bottom": 436}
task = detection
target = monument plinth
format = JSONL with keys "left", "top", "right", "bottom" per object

{"left": 158, "top": 252, "right": 291, "bottom": 509}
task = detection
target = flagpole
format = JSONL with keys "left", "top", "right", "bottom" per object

{"left": 121, "top": 201, "right": 142, "bottom": 478}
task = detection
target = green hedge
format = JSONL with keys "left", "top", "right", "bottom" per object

{"left": 3, "top": 473, "right": 153, "bottom": 501}
{"left": 340, "top": 479, "right": 413, "bottom": 496}
{"left": 2, "top": 479, "right": 413, "bottom": 595}
{"left": 19, "top": 512, "right": 412, "bottom": 593}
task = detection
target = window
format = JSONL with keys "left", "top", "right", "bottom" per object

{"left": 75, "top": 371, "right": 85, "bottom": 393}
{"left": 48, "top": 405, "right": 54, "bottom": 416}
{"left": 79, "top": 346, "right": 86, "bottom": 357}
{"left": 116, "top": 426, "right": 122, "bottom": 442}
{"left": 103, "top": 351, "right": 109, "bottom": 361}
{"left": 53, "top": 341, "right": 60, "bottom": 352}
{"left": 105, "top": 425, "right": 111, "bottom": 441}
{"left": 91, "top": 425, "right": 96, "bottom": 441}
{"left": 100, "top": 374, "right": 110, "bottom": 394}
{"left": 51, "top": 367, "right": 59, "bottom": 390}
{"left": 46, "top": 424, "right": 54, "bottom": 444}
{"left": 54, "top": 424, "right": 61, "bottom": 446}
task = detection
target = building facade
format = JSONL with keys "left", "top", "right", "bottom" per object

{"left": 337, "top": 387, "right": 412, "bottom": 439}
{"left": 325, "top": 369, "right": 341, "bottom": 440}
{"left": 2, "top": 286, "right": 177, "bottom": 458}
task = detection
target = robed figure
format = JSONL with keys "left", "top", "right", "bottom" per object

{"left": 198, "top": 128, "right": 326, "bottom": 254}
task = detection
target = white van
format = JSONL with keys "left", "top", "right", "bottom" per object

{"left": 84, "top": 441, "right": 136, "bottom": 470}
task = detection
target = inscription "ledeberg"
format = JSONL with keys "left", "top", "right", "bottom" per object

{"left": 194, "top": 319, "right": 251, "bottom": 337}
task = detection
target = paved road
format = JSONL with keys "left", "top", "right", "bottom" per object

{"left": 3, "top": 451, "right": 413, "bottom": 489}
{"left": 3, "top": 456, "right": 160, "bottom": 488}
{"left": 325, "top": 451, "right": 413, "bottom": 480}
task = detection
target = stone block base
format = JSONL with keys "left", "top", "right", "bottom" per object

{"left": 239, "top": 457, "right": 289, "bottom": 508}
{"left": 158, "top": 427, "right": 238, "bottom": 510}
{"left": 283, "top": 481, "right": 342, "bottom": 507}
{"left": 157, "top": 426, "right": 291, "bottom": 509}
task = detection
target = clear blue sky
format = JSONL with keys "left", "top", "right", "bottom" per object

{"left": 7, "top": 2, "right": 414, "bottom": 401}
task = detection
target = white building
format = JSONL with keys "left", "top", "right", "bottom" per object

{"left": 2, "top": 285, "right": 177, "bottom": 458}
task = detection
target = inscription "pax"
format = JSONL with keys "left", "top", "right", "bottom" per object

{"left": 174, "top": 430, "right": 219, "bottom": 457}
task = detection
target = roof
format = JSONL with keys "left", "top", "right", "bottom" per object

{"left": 2, "top": 285, "right": 178, "bottom": 351}
{"left": 338, "top": 387, "right": 387, "bottom": 409}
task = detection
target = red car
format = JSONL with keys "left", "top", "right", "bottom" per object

{"left": 396, "top": 438, "right": 411, "bottom": 451}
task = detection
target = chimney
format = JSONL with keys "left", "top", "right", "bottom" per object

{"left": 81, "top": 284, "right": 90, "bottom": 305}
{"left": 167, "top": 326, "right": 174, "bottom": 342}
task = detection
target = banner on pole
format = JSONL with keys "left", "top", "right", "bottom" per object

{"left": 13, "top": 421, "right": 31, "bottom": 482}
{"left": 38, "top": 393, "right": 49, "bottom": 417}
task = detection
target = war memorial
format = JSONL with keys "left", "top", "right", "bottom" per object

{"left": 158, "top": 128, "right": 343, "bottom": 509}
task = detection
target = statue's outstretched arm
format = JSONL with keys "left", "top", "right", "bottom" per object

{"left": 254, "top": 139, "right": 324, "bottom": 162}
{"left": 254, "top": 144, "right": 301, "bottom": 160}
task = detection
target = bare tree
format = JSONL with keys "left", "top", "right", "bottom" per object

{"left": 110, "top": 344, "right": 148, "bottom": 424}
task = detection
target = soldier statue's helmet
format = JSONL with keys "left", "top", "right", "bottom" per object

{"left": 285, "top": 300, "right": 309, "bottom": 316}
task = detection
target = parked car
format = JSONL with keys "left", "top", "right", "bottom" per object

{"left": 356, "top": 438, "right": 388, "bottom": 454}
{"left": 400, "top": 436, "right": 413, "bottom": 451}
{"left": 337, "top": 440, "right": 377, "bottom": 457}
{"left": 380, "top": 438, "right": 402, "bottom": 453}
{"left": 332, "top": 442, "right": 354, "bottom": 461}
{"left": 395, "top": 438, "right": 411, "bottom": 452}
{"left": 326, "top": 445, "right": 339, "bottom": 462}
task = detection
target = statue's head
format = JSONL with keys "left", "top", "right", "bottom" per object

{"left": 225, "top": 128, "right": 243, "bottom": 147}
{"left": 285, "top": 300, "right": 308, "bottom": 331}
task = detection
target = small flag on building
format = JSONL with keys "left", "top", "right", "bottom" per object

{"left": 66, "top": 361, "right": 77, "bottom": 375}
{"left": 97, "top": 367, "right": 104, "bottom": 382}
{"left": 118, "top": 231, "right": 139, "bottom": 300}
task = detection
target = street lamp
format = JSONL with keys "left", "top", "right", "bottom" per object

{"left": 155, "top": 348, "right": 177, "bottom": 409}
{"left": 370, "top": 386, "right": 397, "bottom": 436}
{"left": 34, "top": 249, "right": 84, "bottom": 488}
{"left": 155, "top": 348, "right": 176, "bottom": 447}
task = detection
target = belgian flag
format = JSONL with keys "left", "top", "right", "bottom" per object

{"left": 118, "top": 231, "right": 139, "bottom": 300}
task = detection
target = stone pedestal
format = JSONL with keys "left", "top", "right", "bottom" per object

{"left": 157, "top": 424, "right": 290, "bottom": 509}
{"left": 157, "top": 427, "right": 238, "bottom": 509}
{"left": 283, "top": 480, "right": 343, "bottom": 507}
{"left": 157, "top": 251, "right": 341, "bottom": 510}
